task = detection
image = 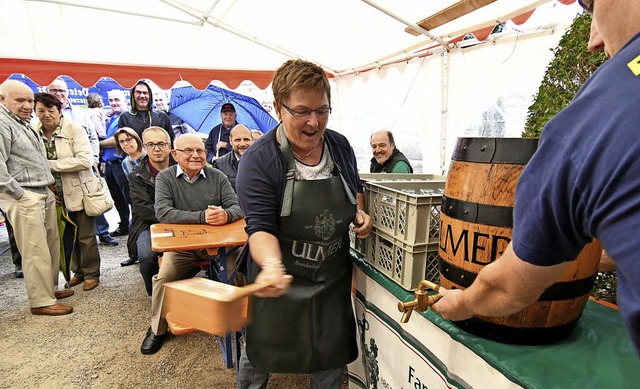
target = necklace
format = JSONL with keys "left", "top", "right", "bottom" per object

{"left": 291, "top": 136, "right": 323, "bottom": 161}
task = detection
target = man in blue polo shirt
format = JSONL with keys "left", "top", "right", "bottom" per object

{"left": 433, "top": 0, "right": 640, "bottom": 356}
{"left": 98, "top": 90, "right": 131, "bottom": 245}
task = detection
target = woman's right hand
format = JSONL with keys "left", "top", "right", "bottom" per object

{"left": 254, "top": 258, "right": 293, "bottom": 298}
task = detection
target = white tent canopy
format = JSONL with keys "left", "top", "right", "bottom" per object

{"left": 0, "top": 0, "right": 584, "bottom": 172}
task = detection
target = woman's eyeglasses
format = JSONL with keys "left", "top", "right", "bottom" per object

{"left": 282, "top": 103, "right": 331, "bottom": 119}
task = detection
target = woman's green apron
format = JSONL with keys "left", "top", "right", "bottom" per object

{"left": 246, "top": 125, "right": 358, "bottom": 373}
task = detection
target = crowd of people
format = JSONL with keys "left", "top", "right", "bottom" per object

{"left": 0, "top": 77, "right": 267, "bottom": 311}
{"left": 0, "top": 59, "right": 377, "bottom": 387}
{"left": 2, "top": 3, "right": 639, "bottom": 385}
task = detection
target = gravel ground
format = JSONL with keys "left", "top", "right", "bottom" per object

{"left": 0, "top": 209, "right": 344, "bottom": 389}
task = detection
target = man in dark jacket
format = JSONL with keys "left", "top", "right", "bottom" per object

{"left": 369, "top": 130, "right": 413, "bottom": 173}
{"left": 204, "top": 103, "right": 238, "bottom": 162}
{"left": 123, "top": 127, "right": 173, "bottom": 291}
{"left": 118, "top": 80, "right": 174, "bottom": 145}
{"left": 212, "top": 124, "right": 252, "bottom": 192}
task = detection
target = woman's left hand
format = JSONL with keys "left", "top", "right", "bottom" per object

{"left": 353, "top": 211, "right": 372, "bottom": 239}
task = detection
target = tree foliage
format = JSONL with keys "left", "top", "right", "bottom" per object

{"left": 522, "top": 13, "right": 606, "bottom": 137}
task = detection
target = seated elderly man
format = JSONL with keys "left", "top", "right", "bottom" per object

{"left": 213, "top": 124, "right": 253, "bottom": 192}
{"left": 140, "top": 133, "right": 243, "bottom": 355}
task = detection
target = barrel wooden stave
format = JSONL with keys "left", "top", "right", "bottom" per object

{"left": 444, "top": 161, "right": 525, "bottom": 207}
{"left": 439, "top": 137, "right": 602, "bottom": 345}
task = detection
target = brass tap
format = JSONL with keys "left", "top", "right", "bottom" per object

{"left": 398, "top": 280, "right": 442, "bottom": 323}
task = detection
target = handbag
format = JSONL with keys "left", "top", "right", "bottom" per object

{"left": 77, "top": 165, "right": 114, "bottom": 217}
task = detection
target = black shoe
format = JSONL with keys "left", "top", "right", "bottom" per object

{"left": 99, "top": 234, "right": 119, "bottom": 246}
{"left": 110, "top": 223, "right": 129, "bottom": 237}
{"left": 141, "top": 327, "right": 165, "bottom": 355}
{"left": 14, "top": 264, "right": 23, "bottom": 279}
{"left": 120, "top": 257, "right": 139, "bottom": 267}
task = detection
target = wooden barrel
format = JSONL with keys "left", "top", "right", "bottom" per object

{"left": 438, "top": 137, "right": 602, "bottom": 345}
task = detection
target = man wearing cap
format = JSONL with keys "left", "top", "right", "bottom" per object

{"left": 204, "top": 103, "right": 238, "bottom": 162}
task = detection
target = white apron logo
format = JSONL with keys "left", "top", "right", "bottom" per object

{"left": 314, "top": 209, "right": 335, "bottom": 241}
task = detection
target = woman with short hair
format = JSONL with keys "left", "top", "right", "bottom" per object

{"left": 35, "top": 92, "right": 102, "bottom": 291}
{"left": 235, "top": 59, "right": 373, "bottom": 388}
{"left": 114, "top": 127, "right": 145, "bottom": 178}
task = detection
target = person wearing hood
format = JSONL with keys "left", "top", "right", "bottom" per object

{"left": 369, "top": 130, "right": 413, "bottom": 173}
{"left": 118, "top": 80, "right": 174, "bottom": 145}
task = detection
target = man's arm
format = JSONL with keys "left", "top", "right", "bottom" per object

{"left": 78, "top": 113, "right": 100, "bottom": 165}
{"left": 100, "top": 117, "right": 119, "bottom": 149}
{"left": 130, "top": 170, "right": 159, "bottom": 225}
{"left": 431, "top": 243, "right": 570, "bottom": 320}
{"left": 99, "top": 137, "right": 116, "bottom": 148}
{"left": 218, "top": 174, "right": 244, "bottom": 223}
{"left": 204, "top": 127, "right": 217, "bottom": 163}
{"left": 0, "top": 129, "right": 24, "bottom": 200}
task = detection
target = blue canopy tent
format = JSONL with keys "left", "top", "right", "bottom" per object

{"left": 169, "top": 85, "right": 277, "bottom": 134}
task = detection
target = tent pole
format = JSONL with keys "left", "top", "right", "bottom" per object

{"left": 359, "top": 0, "right": 447, "bottom": 46}
{"left": 440, "top": 51, "right": 450, "bottom": 176}
{"left": 27, "top": 0, "right": 198, "bottom": 25}
{"left": 159, "top": 0, "right": 339, "bottom": 76}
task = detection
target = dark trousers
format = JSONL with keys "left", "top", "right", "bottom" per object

{"left": 136, "top": 229, "right": 159, "bottom": 295}
{"left": 69, "top": 210, "right": 101, "bottom": 279}
{"left": 104, "top": 160, "right": 130, "bottom": 227}
{"left": 5, "top": 217, "right": 22, "bottom": 266}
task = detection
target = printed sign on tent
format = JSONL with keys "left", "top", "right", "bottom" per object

{"left": 8, "top": 74, "right": 129, "bottom": 110}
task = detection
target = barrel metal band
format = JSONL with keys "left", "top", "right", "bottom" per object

{"left": 452, "top": 316, "right": 579, "bottom": 345}
{"left": 452, "top": 137, "right": 539, "bottom": 164}
{"left": 441, "top": 195, "right": 513, "bottom": 228}
{"left": 438, "top": 256, "right": 596, "bottom": 301}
